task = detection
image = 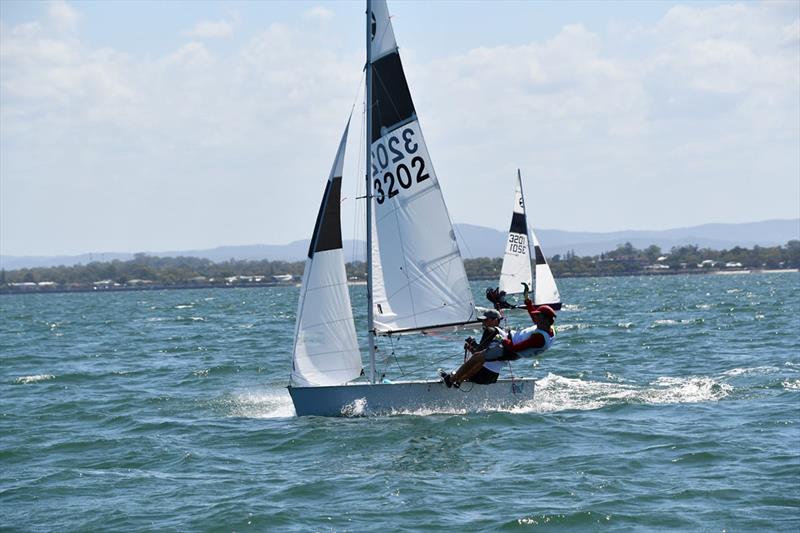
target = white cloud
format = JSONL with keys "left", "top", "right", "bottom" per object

{"left": 184, "top": 19, "right": 235, "bottom": 39}
{"left": 0, "top": 1, "right": 797, "bottom": 255}
{"left": 47, "top": 0, "right": 80, "bottom": 33}
{"left": 303, "top": 6, "right": 334, "bottom": 22}
{"left": 160, "top": 41, "right": 214, "bottom": 69}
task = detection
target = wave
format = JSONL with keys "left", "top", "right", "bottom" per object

{"left": 556, "top": 323, "right": 595, "bottom": 332}
{"left": 13, "top": 374, "right": 56, "bottom": 384}
{"left": 783, "top": 379, "right": 800, "bottom": 390}
{"left": 722, "top": 366, "right": 781, "bottom": 377}
{"left": 650, "top": 318, "right": 704, "bottom": 328}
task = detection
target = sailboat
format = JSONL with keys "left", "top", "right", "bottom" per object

{"left": 497, "top": 170, "right": 562, "bottom": 310}
{"left": 287, "top": 0, "right": 535, "bottom": 417}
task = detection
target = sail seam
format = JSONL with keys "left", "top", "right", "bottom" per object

{"left": 303, "top": 280, "right": 352, "bottom": 292}
{"left": 298, "top": 316, "right": 364, "bottom": 331}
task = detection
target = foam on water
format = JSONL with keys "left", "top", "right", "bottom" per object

{"left": 13, "top": 374, "right": 56, "bottom": 384}
{"left": 507, "top": 371, "right": 733, "bottom": 414}
{"left": 225, "top": 389, "right": 296, "bottom": 419}
{"left": 723, "top": 366, "right": 781, "bottom": 377}
{"left": 556, "top": 323, "right": 595, "bottom": 332}
{"left": 340, "top": 397, "right": 368, "bottom": 417}
{"left": 650, "top": 318, "right": 704, "bottom": 328}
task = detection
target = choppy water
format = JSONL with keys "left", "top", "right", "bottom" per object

{"left": 1, "top": 273, "right": 799, "bottom": 531}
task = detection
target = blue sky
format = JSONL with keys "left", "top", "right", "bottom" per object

{"left": 1, "top": 0, "right": 798, "bottom": 256}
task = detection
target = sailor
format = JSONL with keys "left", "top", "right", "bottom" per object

{"left": 452, "top": 309, "right": 507, "bottom": 385}
{"left": 442, "top": 284, "right": 556, "bottom": 388}
{"left": 485, "top": 287, "right": 514, "bottom": 310}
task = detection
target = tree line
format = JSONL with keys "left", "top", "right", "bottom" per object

{"left": 465, "top": 241, "right": 799, "bottom": 279}
{"left": 2, "top": 242, "right": 798, "bottom": 292}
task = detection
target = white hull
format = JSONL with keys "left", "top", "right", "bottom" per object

{"left": 288, "top": 378, "right": 535, "bottom": 417}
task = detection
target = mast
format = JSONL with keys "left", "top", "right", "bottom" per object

{"left": 518, "top": 168, "right": 534, "bottom": 274}
{"left": 365, "top": 0, "right": 377, "bottom": 384}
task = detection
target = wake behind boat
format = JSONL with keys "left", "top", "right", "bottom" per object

{"left": 287, "top": 0, "right": 534, "bottom": 416}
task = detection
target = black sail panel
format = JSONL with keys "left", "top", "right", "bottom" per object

{"left": 370, "top": 52, "right": 416, "bottom": 143}
{"left": 308, "top": 177, "right": 343, "bottom": 258}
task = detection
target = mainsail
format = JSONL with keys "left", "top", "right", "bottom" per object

{"left": 368, "top": 0, "right": 475, "bottom": 335}
{"left": 499, "top": 173, "right": 533, "bottom": 295}
{"left": 291, "top": 122, "right": 362, "bottom": 386}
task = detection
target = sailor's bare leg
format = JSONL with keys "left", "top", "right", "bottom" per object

{"left": 452, "top": 352, "right": 486, "bottom": 385}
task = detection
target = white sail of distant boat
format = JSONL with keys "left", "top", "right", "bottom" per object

{"left": 287, "top": 0, "right": 535, "bottom": 416}
{"left": 498, "top": 172, "right": 533, "bottom": 296}
{"left": 531, "top": 224, "right": 562, "bottom": 310}
{"left": 498, "top": 170, "right": 562, "bottom": 310}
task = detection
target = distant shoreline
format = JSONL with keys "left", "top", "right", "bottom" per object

{"left": 2, "top": 268, "right": 796, "bottom": 296}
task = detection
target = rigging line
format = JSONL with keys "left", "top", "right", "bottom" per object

{"left": 387, "top": 335, "right": 406, "bottom": 378}
{"left": 452, "top": 223, "right": 474, "bottom": 262}
{"left": 372, "top": 67, "right": 405, "bottom": 133}
{"left": 348, "top": 69, "right": 367, "bottom": 123}
{"left": 370, "top": 14, "right": 407, "bottom": 131}
{"left": 351, "top": 83, "right": 367, "bottom": 267}
{"left": 395, "top": 350, "right": 466, "bottom": 381}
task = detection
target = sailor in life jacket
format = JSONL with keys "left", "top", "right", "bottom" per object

{"left": 441, "top": 297, "right": 556, "bottom": 388}
{"left": 455, "top": 308, "right": 507, "bottom": 385}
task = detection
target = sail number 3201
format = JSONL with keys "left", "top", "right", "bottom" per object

{"left": 372, "top": 127, "right": 430, "bottom": 205}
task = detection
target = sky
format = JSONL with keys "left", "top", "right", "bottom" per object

{"left": 1, "top": 0, "right": 798, "bottom": 257}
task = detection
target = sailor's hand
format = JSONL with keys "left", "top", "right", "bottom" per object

{"left": 521, "top": 282, "right": 530, "bottom": 301}
{"left": 464, "top": 337, "right": 477, "bottom": 351}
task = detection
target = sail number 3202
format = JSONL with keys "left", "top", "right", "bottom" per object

{"left": 372, "top": 127, "right": 430, "bottom": 205}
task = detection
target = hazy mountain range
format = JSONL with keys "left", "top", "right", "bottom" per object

{"left": 2, "top": 219, "right": 797, "bottom": 270}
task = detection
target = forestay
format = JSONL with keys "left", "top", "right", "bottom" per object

{"left": 291, "top": 122, "right": 362, "bottom": 386}
{"left": 368, "top": 0, "right": 475, "bottom": 335}
{"left": 499, "top": 173, "right": 533, "bottom": 295}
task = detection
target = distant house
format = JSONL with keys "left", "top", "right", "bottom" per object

{"left": 10, "top": 282, "right": 38, "bottom": 290}
{"left": 698, "top": 260, "right": 717, "bottom": 268}
{"left": 272, "top": 274, "right": 293, "bottom": 282}
{"left": 645, "top": 264, "right": 670, "bottom": 270}
{"left": 724, "top": 262, "right": 743, "bottom": 268}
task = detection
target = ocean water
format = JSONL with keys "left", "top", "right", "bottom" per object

{"left": 1, "top": 273, "right": 798, "bottom": 532}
